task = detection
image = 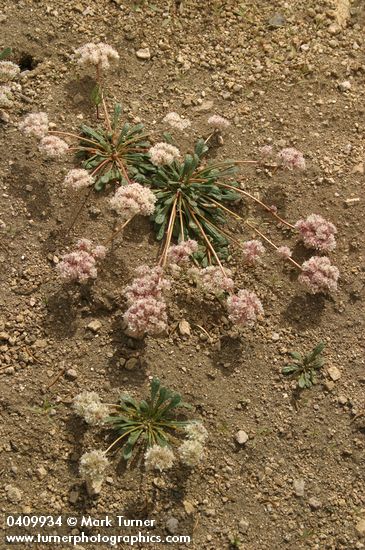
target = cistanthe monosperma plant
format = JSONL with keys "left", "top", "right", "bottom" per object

{"left": 73, "top": 378, "right": 207, "bottom": 495}
{"left": 0, "top": 48, "right": 20, "bottom": 117}
{"left": 20, "top": 42, "right": 340, "bottom": 338}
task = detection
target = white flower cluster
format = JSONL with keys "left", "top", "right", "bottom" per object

{"left": 79, "top": 450, "right": 109, "bottom": 495}
{"left": 73, "top": 391, "right": 109, "bottom": 426}
{"left": 75, "top": 42, "right": 119, "bottom": 71}
{"left": 0, "top": 60, "right": 20, "bottom": 111}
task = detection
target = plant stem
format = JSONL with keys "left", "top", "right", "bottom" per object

{"left": 116, "top": 157, "right": 131, "bottom": 184}
{"left": 187, "top": 205, "right": 227, "bottom": 275}
{"left": 216, "top": 182, "right": 296, "bottom": 229}
{"left": 245, "top": 221, "right": 302, "bottom": 270}
{"left": 178, "top": 194, "right": 185, "bottom": 241}
{"left": 159, "top": 195, "right": 178, "bottom": 268}
{"left": 49, "top": 130, "right": 100, "bottom": 148}
{"left": 104, "top": 427, "right": 137, "bottom": 455}
{"left": 105, "top": 217, "right": 134, "bottom": 245}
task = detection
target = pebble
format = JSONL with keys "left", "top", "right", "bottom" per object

{"left": 36, "top": 466, "right": 47, "bottom": 480}
{"left": 239, "top": 519, "right": 249, "bottom": 534}
{"left": 309, "top": 497, "right": 322, "bottom": 510}
{"left": 65, "top": 368, "right": 78, "bottom": 380}
{"left": 235, "top": 430, "right": 249, "bottom": 445}
{"left": 87, "top": 320, "right": 102, "bottom": 333}
{"left": 195, "top": 100, "right": 214, "bottom": 112}
{"left": 5, "top": 485, "right": 22, "bottom": 503}
{"left": 166, "top": 517, "right": 179, "bottom": 534}
{"left": 293, "top": 478, "right": 305, "bottom": 497}
{"left": 125, "top": 357, "right": 139, "bottom": 370}
{"left": 268, "top": 13, "right": 286, "bottom": 28}
{"left": 136, "top": 48, "right": 151, "bottom": 60}
{"left": 328, "top": 366, "right": 341, "bottom": 381}
{"left": 178, "top": 320, "right": 191, "bottom": 336}
{"left": 338, "top": 80, "right": 351, "bottom": 92}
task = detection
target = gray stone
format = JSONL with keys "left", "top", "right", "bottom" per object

{"left": 36, "top": 466, "right": 47, "bottom": 480}
{"left": 136, "top": 48, "right": 151, "bottom": 60}
{"left": 239, "top": 519, "right": 249, "bottom": 534}
{"left": 5, "top": 485, "right": 22, "bottom": 503}
{"left": 235, "top": 430, "right": 249, "bottom": 445}
{"left": 166, "top": 517, "right": 179, "bottom": 534}
{"left": 66, "top": 368, "right": 78, "bottom": 380}
{"left": 328, "top": 366, "right": 341, "bottom": 381}
{"left": 125, "top": 357, "right": 139, "bottom": 371}
{"left": 356, "top": 519, "right": 365, "bottom": 537}
{"left": 309, "top": 497, "right": 322, "bottom": 510}
{"left": 268, "top": 13, "right": 286, "bottom": 28}
{"left": 293, "top": 478, "right": 305, "bottom": 497}
{"left": 87, "top": 320, "right": 102, "bottom": 333}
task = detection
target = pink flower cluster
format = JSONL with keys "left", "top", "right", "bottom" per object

{"left": 39, "top": 135, "right": 69, "bottom": 157}
{"left": 163, "top": 112, "right": 191, "bottom": 131}
{"left": 75, "top": 43, "right": 119, "bottom": 71}
{"left": 295, "top": 214, "right": 337, "bottom": 252}
{"left": 110, "top": 182, "right": 156, "bottom": 220}
{"left": 19, "top": 112, "right": 49, "bottom": 139}
{"left": 226, "top": 289, "right": 264, "bottom": 326}
{"left": 207, "top": 115, "right": 230, "bottom": 130}
{"left": 124, "top": 266, "right": 170, "bottom": 302}
{"left": 167, "top": 239, "right": 198, "bottom": 266}
{"left": 64, "top": 169, "right": 94, "bottom": 190}
{"left": 259, "top": 145, "right": 274, "bottom": 159}
{"left": 277, "top": 148, "right": 306, "bottom": 171}
{"left": 57, "top": 239, "right": 106, "bottom": 283}
{"left": 242, "top": 240, "right": 265, "bottom": 265}
{"left": 123, "top": 266, "right": 170, "bottom": 336}
{"left": 298, "top": 256, "right": 339, "bottom": 294}
{"left": 149, "top": 142, "right": 181, "bottom": 166}
{"left": 191, "top": 266, "right": 234, "bottom": 294}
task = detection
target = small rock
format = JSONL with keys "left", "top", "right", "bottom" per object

{"left": 183, "top": 500, "right": 195, "bottom": 515}
{"left": 356, "top": 519, "right": 365, "bottom": 537}
{"left": 136, "top": 48, "right": 151, "bottom": 60}
{"left": 239, "top": 519, "right": 249, "bottom": 534}
{"left": 308, "top": 497, "right": 322, "bottom": 510}
{"left": 338, "top": 395, "right": 348, "bottom": 405}
{"left": 5, "top": 366, "right": 15, "bottom": 375}
{"left": 195, "top": 100, "right": 214, "bottom": 112}
{"left": 0, "top": 331, "right": 10, "bottom": 341}
{"left": 351, "top": 163, "right": 364, "bottom": 175}
{"left": 5, "top": 485, "right": 22, "bottom": 503}
{"left": 69, "top": 490, "right": 79, "bottom": 504}
{"left": 36, "top": 466, "right": 47, "bottom": 480}
{"left": 166, "top": 517, "right": 179, "bottom": 534}
{"left": 268, "top": 13, "right": 286, "bottom": 28}
{"left": 338, "top": 80, "right": 351, "bottom": 92}
{"left": 328, "top": 366, "right": 341, "bottom": 381}
{"left": 271, "top": 332, "right": 280, "bottom": 341}
{"left": 293, "top": 478, "right": 305, "bottom": 497}
{"left": 87, "top": 320, "right": 102, "bottom": 333}
{"left": 324, "top": 380, "right": 335, "bottom": 392}
{"left": 235, "top": 430, "right": 249, "bottom": 445}
{"left": 178, "top": 320, "right": 191, "bottom": 336}
{"left": 65, "top": 368, "right": 78, "bottom": 380}
{"left": 125, "top": 357, "right": 139, "bottom": 370}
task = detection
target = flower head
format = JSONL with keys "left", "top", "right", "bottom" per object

{"left": 57, "top": 240, "right": 106, "bottom": 283}
{"left": 178, "top": 440, "right": 204, "bottom": 467}
{"left": 144, "top": 445, "right": 175, "bottom": 471}
{"left": 0, "top": 61, "right": 20, "bottom": 82}
{"left": 242, "top": 240, "right": 265, "bottom": 265}
{"left": 226, "top": 289, "right": 263, "bottom": 326}
{"left": 19, "top": 112, "right": 49, "bottom": 139}
{"left": 64, "top": 168, "right": 94, "bottom": 190}
{"left": 295, "top": 214, "right": 337, "bottom": 252}
{"left": 167, "top": 240, "right": 198, "bottom": 266}
{"left": 73, "top": 391, "right": 109, "bottom": 426}
{"left": 124, "top": 265, "right": 170, "bottom": 303}
{"left": 149, "top": 142, "right": 181, "bottom": 166}
{"left": 75, "top": 42, "right": 119, "bottom": 71}
{"left": 299, "top": 256, "right": 339, "bottom": 294}
{"left": 185, "top": 422, "right": 208, "bottom": 443}
{"left": 277, "top": 147, "right": 306, "bottom": 170}
{"left": 0, "top": 86, "right": 13, "bottom": 108}
{"left": 79, "top": 450, "right": 109, "bottom": 495}
{"left": 123, "top": 297, "right": 167, "bottom": 336}
{"left": 276, "top": 246, "right": 292, "bottom": 260}
{"left": 207, "top": 115, "right": 230, "bottom": 130}
{"left": 163, "top": 112, "right": 191, "bottom": 131}
{"left": 190, "top": 266, "right": 234, "bottom": 294}
{"left": 110, "top": 182, "right": 156, "bottom": 220}
{"left": 39, "top": 135, "right": 68, "bottom": 157}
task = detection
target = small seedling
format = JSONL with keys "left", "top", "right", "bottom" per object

{"left": 282, "top": 342, "right": 325, "bottom": 389}
{"left": 229, "top": 534, "right": 242, "bottom": 549}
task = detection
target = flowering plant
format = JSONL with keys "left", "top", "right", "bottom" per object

{"left": 282, "top": 342, "right": 325, "bottom": 389}
{"left": 74, "top": 378, "right": 207, "bottom": 494}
